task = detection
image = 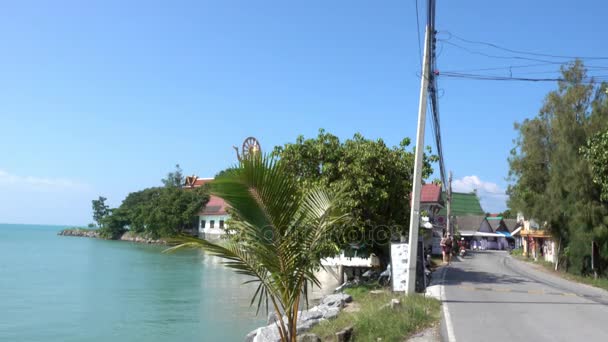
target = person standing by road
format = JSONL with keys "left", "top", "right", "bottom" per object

{"left": 440, "top": 233, "right": 454, "bottom": 265}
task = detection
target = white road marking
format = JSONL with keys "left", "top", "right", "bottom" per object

{"left": 440, "top": 266, "right": 457, "bottom": 342}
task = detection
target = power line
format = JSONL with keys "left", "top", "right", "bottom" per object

{"left": 415, "top": 0, "right": 423, "bottom": 69}
{"left": 440, "top": 40, "right": 571, "bottom": 64}
{"left": 442, "top": 31, "right": 608, "bottom": 60}
{"left": 439, "top": 71, "right": 608, "bottom": 83}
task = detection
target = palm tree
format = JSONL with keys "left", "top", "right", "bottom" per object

{"left": 166, "top": 155, "right": 349, "bottom": 342}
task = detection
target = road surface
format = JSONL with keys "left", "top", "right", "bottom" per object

{"left": 440, "top": 250, "right": 608, "bottom": 342}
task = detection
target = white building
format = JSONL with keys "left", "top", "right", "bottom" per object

{"left": 198, "top": 195, "right": 229, "bottom": 240}
{"left": 183, "top": 176, "right": 230, "bottom": 240}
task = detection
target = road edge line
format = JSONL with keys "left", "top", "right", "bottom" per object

{"left": 439, "top": 266, "right": 457, "bottom": 342}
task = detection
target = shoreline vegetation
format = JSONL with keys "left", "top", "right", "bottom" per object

{"left": 58, "top": 228, "right": 168, "bottom": 245}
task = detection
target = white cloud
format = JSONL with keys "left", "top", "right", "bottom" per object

{"left": 0, "top": 169, "right": 94, "bottom": 225}
{"left": 0, "top": 169, "right": 89, "bottom": 191}
{"left": 452, "top": 175, "right": 508, "bottom": 213}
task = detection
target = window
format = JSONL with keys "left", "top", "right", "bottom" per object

{"left": 219, "top": 220, "right": 225, "bottom": 229}
{"left": 210, "top": 220, "right": 215, "bottom": 228}
{"left": 200, "top": 220, "right": 206, "bottom": 229}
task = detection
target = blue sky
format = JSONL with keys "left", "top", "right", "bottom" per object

{"left": 1, "top": 0, "right": 606, "bottom": 225}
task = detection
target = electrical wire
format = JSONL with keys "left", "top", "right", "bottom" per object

{"left": 442, "top": 31, "right": 608, "bottom": 60}
{"left": 439, "top": 71, "right": 608, "bottom": 83}
{"left": 415, "top": 0, "right": 423, "bottom": 69}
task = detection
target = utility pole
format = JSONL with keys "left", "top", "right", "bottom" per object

{"left": 405, "top": 0, "right": 435, "bottom": 295}
{"left": 446, "top": 171, "right": 452, "bottom": 236}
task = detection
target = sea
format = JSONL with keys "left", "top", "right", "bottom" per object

{"left": 0, "top": 224, "right": 266, "bottom": 342}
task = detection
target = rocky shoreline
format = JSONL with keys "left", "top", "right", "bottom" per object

{"left": 58, "top": 228, "right": 168, "bottom": 245}
{"left": 245, "top": 292, "right": 352, "bottom": 342}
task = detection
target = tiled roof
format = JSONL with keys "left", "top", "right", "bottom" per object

{"left": 455, "top": 215, "right": 486, "bottom": 232}
{"left": 503, "top": 219, "right": 521, "bottom": 232}
{"left": 421, "top": 184, "right": 442, "bottom": 203}
{"left": 200, "top": 195, "right": 228, "bottom": 216}
{"left": 438, "top": 192, "right": 485, "bottom": 216}
{"left": 487, "top": 217, "right": 509, "bottom": 232}
{"left": 193, "top": 178, "right": 213, "bottom": 187}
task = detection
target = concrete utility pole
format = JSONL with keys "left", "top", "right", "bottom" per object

{"left": 405, "top": 7, "right": 433, "bottom": 295}
{"left": 446, "top": 171, "right": 452, "bottom": 236}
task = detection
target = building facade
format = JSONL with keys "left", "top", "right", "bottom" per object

{"left": 183, "top": 176, "right": 230, "bottom": 240}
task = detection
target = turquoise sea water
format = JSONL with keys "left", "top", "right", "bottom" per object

{"left": 0, "top": 224, "right": 265, "bottom": 342}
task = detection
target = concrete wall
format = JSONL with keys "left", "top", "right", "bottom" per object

{"left": 198, "top": 215, "right": 229, "bottom": 237}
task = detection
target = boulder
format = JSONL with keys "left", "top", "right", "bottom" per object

{"left": 322, "top": 307, "right": 340, "bottom": 320}
{"left": 246, "top": 292, "right": 351, "bottom": 341}
{"left": 336, "top": 326, "right": 354, "bottom": 342}
{"left": 321, "top": 293, "right": 352, "bottom": 308}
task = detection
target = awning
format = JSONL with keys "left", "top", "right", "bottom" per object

{"left": 497, "top": 231, "right": 513, "bottom": 238}
{"left": 459, "top": 231, "right": 504, "bottom": 238}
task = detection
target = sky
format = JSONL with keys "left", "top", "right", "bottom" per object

{"left": 1, "top": 0, "right": 607, "bottom": 225}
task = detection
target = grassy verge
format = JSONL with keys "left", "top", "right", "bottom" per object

{"left": 513, "top": 254, "right": 608, "bottom": 292}
{"left": 309, "top": 286, "right": 441, "bottom": 341}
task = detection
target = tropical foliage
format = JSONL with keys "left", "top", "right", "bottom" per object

{"left": 96, "top": 166, "right": 209, "bottom": 239}
{"left": 271, "top": 129, "right": 437, "bottom": 257}
{"left": 582, "top": 129, "right": 608, "bottom": 202}
{"left": 166, "top": 155, "right": 349, "bottom": 342}
{"left": 507, "top": 61, "right": 608, "bottom": 275}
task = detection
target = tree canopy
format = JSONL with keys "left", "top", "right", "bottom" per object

{"left": 162, "top": 164, "right": 185, "bottom": 188}
{"left": 507, "top": 61, "right": 608, "bottom": 275}
{"left": 582, "top": 129, "right": 608, "bottom": 202}
{"left": 91, "top": 196, "right": 110, "bottom": 228}
{"left": 270, "top": 129, "right": 437, "bottom": 255}
{"left": 98, "top": 166, "right": 209, "bottom": 239}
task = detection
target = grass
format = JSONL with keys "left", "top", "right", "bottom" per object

{"left": 513, "top": 254, "right": 608, "bottom": 292}
{"left": 309, "top": 286, "right": 441, "bottom": 341}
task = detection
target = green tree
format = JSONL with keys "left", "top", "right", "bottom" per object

{"left": 582, "top": 129, "right": 608, "bottom": 202}
{"left": 99, "top": 208, "right": 129, "bottom": 239}
{"left": 92, "top": 196, "right": 110, "bottom": 228}
{"left": 166, "top": 155, "right": 349, "bottom": 342}
{"left": 271, "top": 129, "right": 437, "bottom": 257}
{"left": 162, "top": 164, "right": 185, "bottom": 187}
{"left": 508, "top": 61, "right": 608, "bottom": 275}
{"left": 112, "top": 186, "right": 209, "bottom": 238}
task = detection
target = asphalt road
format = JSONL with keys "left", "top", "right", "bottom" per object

{"left": 441, "top": 250, "right": 608, "bottom": 342}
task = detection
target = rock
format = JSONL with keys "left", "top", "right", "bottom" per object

{"left": 296, "top": 319, "right": 321, "bottom": 335}
{"left": 321, "top": 293, "right": 352, "bottom": 308}
{"left": 244, "top": 328, "right": 259, "bottom": 342}
{"left": 58, "top": 228, "right": 100, "bottom": 238}
{"left": 299, "top": 310, "right": 323, "bottom": 322}
{"left": 390, "top": 298, "right": 401, "bottom": 309}
{"left": 247, "top": 292, "right": 351, "bottom": 341}
{"left": 267, "top": 312, "right": 278, "bottom": 325}
{"left": 335, "top": 326, "right": 354, "bottom": 342}
{"left": 253, "top": 325, "right": 282, "bottom": 342}
{"left": 297, "top": 333, "right": 322, "bottom": 342}
{"left": 322, "top": 307, "right": 340, "bottom": 320}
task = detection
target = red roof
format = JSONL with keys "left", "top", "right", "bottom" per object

{"left": 420, "top": 184, "right": 442, "bottom": 203}
{"left": 200, "top": 195, "right": 228, "bottom": 216}
{"left": 183, "top": 176, "right": 214, "bottom": 188}
{"left": 193, "top": 178, "right": 213, "bottom": 187}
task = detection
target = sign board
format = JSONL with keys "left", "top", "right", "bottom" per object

{"left": 431, "top": 230, "right": 443, "bottom": 255}
{"left": 390, "top": 243, "right": 410, "bottom": 292}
